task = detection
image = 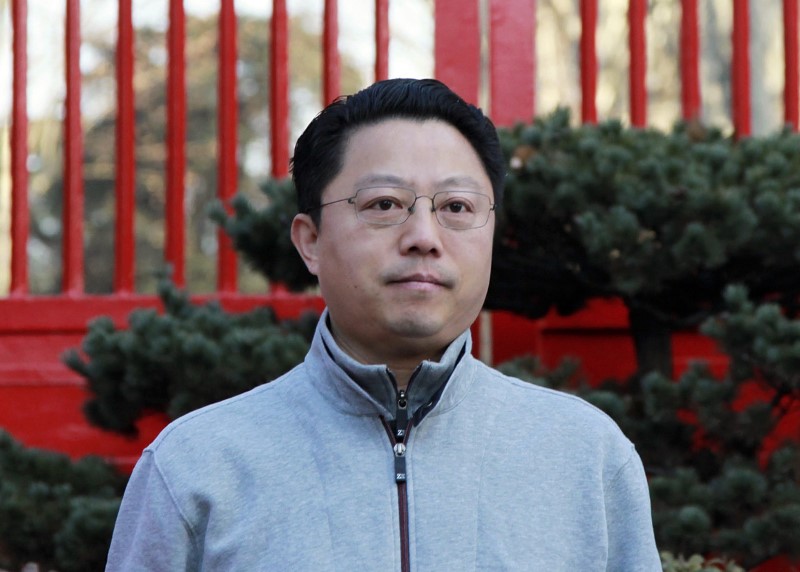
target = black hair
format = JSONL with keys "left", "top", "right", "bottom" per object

{"left": 291, "top": 78, "right": 505, "bottom": 226}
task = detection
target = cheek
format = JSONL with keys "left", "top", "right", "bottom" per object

{"left": 318, "top": 243, "right": 374, "bottom": 296}
{"left": 458, "top": 235, "right": 493, "bottom": 273}
{"left": 460, "top": 243, "right": 493, "bottom": 302}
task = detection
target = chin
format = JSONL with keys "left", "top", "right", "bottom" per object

{"left": 388, "top": 313, "right": 465, "bottom": 344}
{"left": 387, "top": 315, "right": 445, "bottom": 338}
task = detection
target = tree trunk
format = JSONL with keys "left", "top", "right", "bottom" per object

{"left": 627, "top": 306, "right": 674, "bottom": 379}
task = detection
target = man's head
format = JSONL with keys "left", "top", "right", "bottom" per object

{"left": 292, "top": 78, "right": 505, "bottom": 226}
{"left": 290, "top": 79, "right": 504, "bottom": 372}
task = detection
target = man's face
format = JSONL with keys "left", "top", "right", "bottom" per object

{"left": 291, "top": 119, "right": 495, "bottom": 364}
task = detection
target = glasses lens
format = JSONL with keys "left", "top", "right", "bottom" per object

{"left": 354, "top": 187, "right": 416, "bottom": 225}
{"left": 433, "top": 191, "right": 492, "bottom": 229}
{"left": 352, "top": 187, "right": 494, "bottom": 229}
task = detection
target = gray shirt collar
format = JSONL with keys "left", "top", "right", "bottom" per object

{"left": 318, "top": 308, "right": 469, "bottom": 420}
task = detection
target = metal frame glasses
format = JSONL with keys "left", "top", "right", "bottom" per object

{"left": 307, "top": 186, "right": 496, "bottom": 230}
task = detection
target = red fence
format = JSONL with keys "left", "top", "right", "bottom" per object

{"left": 1, "top": 0, "right": 799, "bottom": 468}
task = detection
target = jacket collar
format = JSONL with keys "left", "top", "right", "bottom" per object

{"left": 305, "top": 309, "right": 474, "bottom": 421}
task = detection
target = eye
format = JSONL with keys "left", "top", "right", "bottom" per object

{"left": 444, "top": 201, "right": 467, "bottom": 213}
{"left": 355, "top": 187, "right": 414, "bottom": 213}
{"left": 438, "top": 196, "right": 476, "bottom": 214}
{"left": 362, "top": 196, "right": 405, "bottom": 211}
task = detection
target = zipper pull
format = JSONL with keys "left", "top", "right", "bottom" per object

{"left": 394, "top": 442, "right": 407, "bottom": 483}
{"left": 395, "top": 389, "right": 408, "bottom": 441}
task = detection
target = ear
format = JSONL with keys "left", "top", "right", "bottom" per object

{"left": 291, "top": 213, "right": 321, "bottom": 276}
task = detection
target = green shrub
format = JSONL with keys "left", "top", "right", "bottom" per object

{"left": 63, "top": 279, "right": 318, "bottom": 435}
{"left": 493, "top": 111, "right": 800, "bottom": 376}
{"left": 0, "top": 431, "right": 125, "bottom": 571}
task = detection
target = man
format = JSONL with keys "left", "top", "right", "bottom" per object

{"left": 106, "top": 78, "right": 660, "bottom": 570}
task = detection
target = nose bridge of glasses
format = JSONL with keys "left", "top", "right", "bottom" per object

{"left": 407, "top": 193, "right": 436, "bottom": 213}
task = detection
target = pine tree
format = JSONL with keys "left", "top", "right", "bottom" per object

{"left": 492, "top": 110, "right": 800, "bottom": 377}
{"left": 0, "top": 431, "right": 125, "bottom": 571}
{"left": 63, "top": 278, "right": 317, "bottom": 435}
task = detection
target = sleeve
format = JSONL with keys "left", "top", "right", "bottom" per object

{"left": 604, "top": 446, "right": 662, "bottom": 572}
{"left": 105, "top": 450, "right": 200, "bottom": 571}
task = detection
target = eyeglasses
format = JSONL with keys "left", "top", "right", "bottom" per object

{"left": 306, "top": 186, "right": 496, "bottom": 230}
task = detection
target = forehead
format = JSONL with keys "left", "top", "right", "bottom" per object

{"left": 333, "top": 119, "right": 491, "bottom": 194}
{"left": 344, "top": 118, "right": 469, "bottom": 154}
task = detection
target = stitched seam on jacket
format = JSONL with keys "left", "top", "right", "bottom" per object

{"left": 150, "top": 450, "right": 202, "bottom": 552}
{"left": 602, "top": 444, "right": 637, "bottom": 495}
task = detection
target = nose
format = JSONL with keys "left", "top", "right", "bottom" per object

{"left": 399, "top": 196, "right": 442, "bottom": 255}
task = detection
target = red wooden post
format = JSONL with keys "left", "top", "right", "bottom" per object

{"left": 323, "top": 0, "right": 341, "bottom": 105}
{"left": 680, "top": 0, "right": 701, "bottom": 120}
{"left": 166, "top": 0, "right": 187, "bottom": 287}
{"left": 218, "top": 0, "right": 238, "bottom": 293}
{"left": 375, "top": 0, "right": 390, "bottom": 82}
{"left": 64, "top": 0, "right": 85, "bottom": 295}
{"left": 732, "top": 0, "right": 752, "bottom": 136}
{"left": 628, "top": 0, "right": 647, "bottom": 127}
{"left": 785, "top": 0, "right": 799, "bottom": 130}
{"left": 10, "top": 0, "right": 29, "bottom": 296}
{"left": 580, "top": 0, "right": 598, "bottom": 124}
{"left": 115, "top": 0, "right": 136, "bottom": 293}
{"left": 270, "top": 0, "right": 290, "bottom": 179}
{"left": 434, "top": 0, "right": 481, "bottom": 104}
{"left": 489, "top": 0, "right": 536, "bottom": 126}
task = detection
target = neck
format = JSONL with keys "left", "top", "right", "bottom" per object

{"left": 319, "top": 314, "right": 469, "bottom": 417}
{"left": 329, "top": 323, "right": 444, "bottom": 390}
{"left": 390, "top": 366, "right": 416, "bottom": 390}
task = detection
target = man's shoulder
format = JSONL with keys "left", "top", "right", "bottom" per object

{"left": 470, "top": 358, "right": 629, "bottom": 440}
{"left": 146, "top": 361, "right": 309, "bottom": 455}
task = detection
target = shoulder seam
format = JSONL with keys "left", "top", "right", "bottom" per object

{"left": 147, "top": 449, "right": 201, "bottom": 549}
{"left": 603, "top": 443, "right": 639, "bottom": 494}
{"left": 476, "top": 362, "right": 629, "bottom": 434}
{"left": 151, "top": 363, "right": 304, "bottom": 445}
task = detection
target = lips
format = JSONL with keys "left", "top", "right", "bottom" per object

{"left": 396, "top": 273, "right": 442, "bottom": 285}
{"left": 385, "top": 270, "right": 454, "bottom": 289}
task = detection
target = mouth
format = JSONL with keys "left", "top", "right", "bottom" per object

{"left": 386, "top": 272, "right": 453, "bottom": 289}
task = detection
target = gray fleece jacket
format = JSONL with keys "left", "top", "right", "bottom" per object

{"left": 106, "top": 311, "right": 660, "bottom": 571}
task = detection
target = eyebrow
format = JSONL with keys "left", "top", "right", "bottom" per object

{"left": 353, "top": 174, "right": 486, "bottom": 192}
{"left": 434, "top": 176, "right": 485, "bottom": 191}
{"left": 353, "top": 174, "right": 410, "bottom": 190}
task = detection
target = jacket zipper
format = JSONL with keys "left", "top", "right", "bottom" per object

{"left": 382, "top": 387, "right": 412, "bottom": 572}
